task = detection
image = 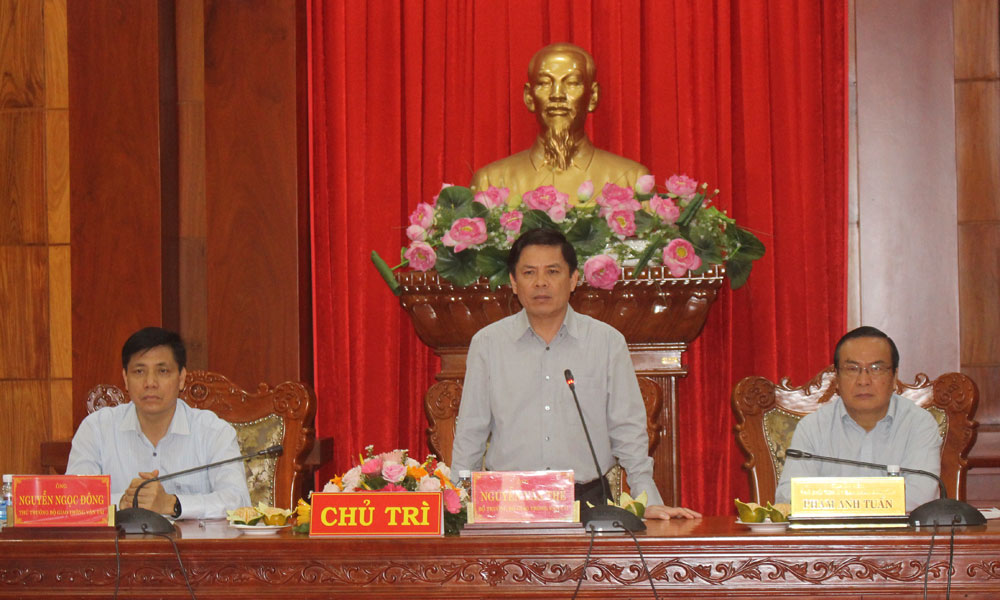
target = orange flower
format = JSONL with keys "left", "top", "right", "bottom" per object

{"left": 407, "top": 466, "right": 428, "bottom": 480}
{"left": 434, "top": 469, "right": 456, "bottom": 489}
{"left": 331, "top": 475, "right": 344, "bottom": 490}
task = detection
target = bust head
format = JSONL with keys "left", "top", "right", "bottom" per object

{"left": 523, "top": 43, "right": 599, "bottom": 169}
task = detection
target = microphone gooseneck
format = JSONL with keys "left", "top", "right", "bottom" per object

{"left": 116, "top": 444, "right": 283, "bottom": 534}
{"left": 564, "top": 369, "right": 645, "bottom": 533}
{"left": 784, "top": 447, "right": 985, "bottom": 527}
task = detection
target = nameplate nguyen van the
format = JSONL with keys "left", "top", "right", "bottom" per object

{"left": 790, "top": 477, "right": 906, "bottom": 518}
{"left": 309, "top": 492, "right": 443, "bottom": 537}
{"left": 469, "top": 470, "right": 575, "bottom": 524}
{"left": 12, "top": 475, "right": 113, "bottom": 527}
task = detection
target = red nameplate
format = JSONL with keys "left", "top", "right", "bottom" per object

{"left": 12, "top": 475, "right": 112, "bottom": 527}
{"left": 309, "top": 492, "right": 443, "bottom": 537}
{"left": 471, "top": 471, "right": 575, "bottom": 524}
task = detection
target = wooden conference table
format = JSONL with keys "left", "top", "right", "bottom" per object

{"left": 2, "top": 516, "right": 998, "bottom": 598}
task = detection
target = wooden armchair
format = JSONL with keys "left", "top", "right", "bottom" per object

{"left": 424, "top": 376, "right": 665, "bottom": 501}
{"left": 731, "top": 366, "right": 979, "bottom": 506}
{"left": 68, "top": 371, "right": 316, "bottom": 509}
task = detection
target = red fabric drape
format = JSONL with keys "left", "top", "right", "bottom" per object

{"left": 309, "top": 1, "right": 847, "bottom": 515}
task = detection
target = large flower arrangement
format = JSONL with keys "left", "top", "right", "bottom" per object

{"left": 321, "top": 446, "right": 469, "bottom": 535}
{"left": 373, "top": 174, "right": 764, "bottom": 292}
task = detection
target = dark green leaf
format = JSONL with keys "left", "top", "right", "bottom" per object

{"left": 435, "top": 247, "right": 481, "bottom": 287}
{"left": 521, "top": 209, "right": 558, "bottom": 231}
{"left": 455, "top": 198, "right": 489, "bottom": 220}
{"left": 676, "top": 194, "right": 704, "bottom": 228}
{"left": 633, "top": 210, "right": 655, "bottom": 235}
{"left": 565, "top": 218, "right": 611, "bottom": 255}
{"left": 370, "top": 250, "right": 402, "bottom": 296}
{"left": 632, "top": 237, "right": 666, "bottom": 278}
{"left": 436, "top": 186, "right": 474, "bottom": 210}
{"left": 732, "top": 227, "right": 766, "bottom": 260}
{"left": 476, "top": 246, "right": 510, "bottom": 289}
{"left": 725, "top": 257, "right": 753, "bottom": 289}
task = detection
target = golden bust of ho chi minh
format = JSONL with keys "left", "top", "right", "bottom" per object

{"left": 470, "top": 43, "right": 650, "bottom": 197}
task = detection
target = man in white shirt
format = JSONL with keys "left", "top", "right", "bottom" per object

{"left": 776, "top": 326, "right": 941, "bottom": 511}
{"left": 67, "top": 327, "right": 250, "bottom": 519}
{"left": 451, "top": 228, "right": 699, "bottom": 519}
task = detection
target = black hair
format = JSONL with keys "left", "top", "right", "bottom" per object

{"left": 506, "top": 228, "right": 578, "bottom": 273}
{"left": 833, "top": 326, "right": 899, "bottom": 370}
{"left": 121, "top": 327, "right": 187, "bottom": 370}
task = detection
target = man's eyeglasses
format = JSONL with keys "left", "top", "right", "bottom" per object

{"left": 837, "top": 362, "right": 894, "bottom": 380}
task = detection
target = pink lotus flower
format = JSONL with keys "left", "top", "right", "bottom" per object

{"left": 381, "top": 462, "right": 407, "bottom": 483}
{"left": 665, "top": 174, "right": 698, "bottom": 198}
{"left": 499, "top": 210, "right": 523, "bottom": 233}
{"left": 597, "top": 182, "right": 641, "bottom": 216}
{"left": 409, "top": 202, "right": 434, "bottom": 229}
{"left": 577, "top": 180, "right": 594, "bottom": 202}
{"left": 416, "top": 476, "right": 442, "bottom": 492}
{"left": 443, "top": 488, "right": 462, "bottom": 514}
{"left": 474, "top": 186, "right": 509, "bottom": 209}
{"left": 635, "top": 174, "right": 656, "bottom": 194}
{"left": 404, "top": 241, "right": 436, "bottom": 271}
{"left": 381, "top": 483, "right": 407, "bottom": 492}
{"left": 361, "top": 457, "right": 383, "bottom": 475}
{"left": 522, "top": 185, "right": 570, "bottom": 222}
{"left": 442, "top": 217, "right": 488, "bottom": 252}
{"left": 431, "top": 183, "right": 453, "bottom": 206}
{"left": 406, "top": 224, "right": 427, "bottom": 241}
{"left": 662, "top": 238, "right": 702, "bottom": 277}
{"left": 606, "top": 208, "right": 637, "bottom": 238}
{"left": 649, "top": 196, "right": 680, "bottom": 224}
{"left": 584, "top": 255, "right": 621, "bottom": 290}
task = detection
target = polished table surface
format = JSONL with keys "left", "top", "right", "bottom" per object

{"left": 2, "top": 516, "right": 999, "bottom": 598}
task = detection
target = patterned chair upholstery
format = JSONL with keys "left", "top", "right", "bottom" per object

{"left": 424, "top": 376, "right": 664, "bottom": 502}
{"left": 731, "top": 366, "right": 979, "bottom": 505}
{"left": 85, "top": 370, "right": 316, "bottom": 509}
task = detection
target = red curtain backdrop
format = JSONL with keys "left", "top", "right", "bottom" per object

{"left": 309, "top": 1, "right": 847, "bottom": 515}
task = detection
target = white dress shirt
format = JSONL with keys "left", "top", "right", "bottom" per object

{"left": 67, "top": 399, "right": 251, "bottom": 519}
{"left": 451, "top": 307, "right": 662, "bottom": 506}
{"left": 775, "top": 394, "right": 942, "bottom": 511}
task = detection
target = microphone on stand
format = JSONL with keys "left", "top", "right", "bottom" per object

{"left": 116, "top": 444, "right": 283, "bottom": 534}
{"left": 564, "top": 370, "right": 645, "bottom": 532}
{"left": 784, "top": 448, "right": 985, "bottom": 526}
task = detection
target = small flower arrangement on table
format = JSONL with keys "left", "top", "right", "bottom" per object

{"left": 373, "top": 174, "right": 765, "bottom": 293}
{"left": 311, "top": 446, "right": 468, "bottom": 535}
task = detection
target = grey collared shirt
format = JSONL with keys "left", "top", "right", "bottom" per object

{"left": 775, "top": 394, "right": 942, "bottom": 511}
{"left": 451, "top": 307, "right": 662, "bottom": 506}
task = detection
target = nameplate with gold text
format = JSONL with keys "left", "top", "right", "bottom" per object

{"left": 470, "top": 470, "right": 575, "bottom": 524}
{"left": 12, "top": 475, "right": 113, "bottom": 527}
{"left": 309, "top": 492, "right": 442, "bottom": 537}
{"left": 791, "top": 477, "right": 906, "bottom": 517}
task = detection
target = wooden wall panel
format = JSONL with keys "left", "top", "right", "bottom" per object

{"left": 954, "top": 0, "right": 1000, "bottom": 500}
{"left": 0, "top": 0, "right": 43, "bottom": 108}
{"left": 0, "top": 247, "right": 49, "bottom": 379}
{"left": 954, "top": 0, "right": 1000, "bottom": 80}
{"left": 68, "top": 1, "right": 167, "bottom": 420}
{"left": 0, "top": 381, "right": 50, "bottom": 474}
{"left": 0, "top": 112, "right": 45, "bottom": 244}
{"left": 45, "top": 110, "right": 70, "bottom": 243}
{"left": 43, "top": 0, "right": 68, "bottom": 108}
{"left": 955, "top": 81, "right": 1000, "bottom": 221}
{"left": 959, "top": 225, "right": 1000, "bottom": 364}
{"left": 48, "top": 245, "right": 71, "bottom": 378}
{"left": 203, "top": 0, "right": 308, "bottom": 389}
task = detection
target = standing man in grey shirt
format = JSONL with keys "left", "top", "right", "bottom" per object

{"left": 451, "top": 228, "right": 699, "bottom": 520}
{"left": 776, "top": 326, "right": 942, "bottom": 511}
